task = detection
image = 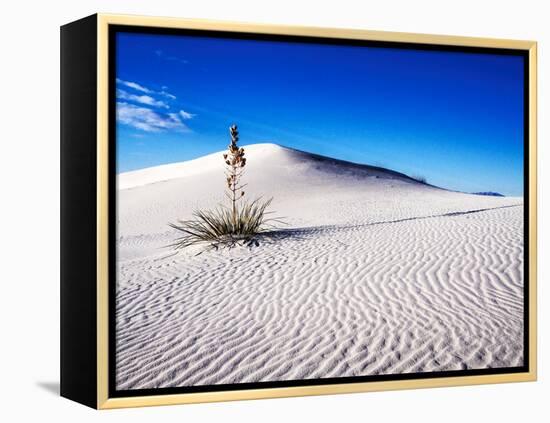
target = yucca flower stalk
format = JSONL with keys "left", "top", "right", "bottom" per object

{"left": 224, "top": 125, "right": 247, "bottom": 223}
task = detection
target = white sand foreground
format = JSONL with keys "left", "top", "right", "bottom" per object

{"left": 116, "top": 143, "right": 524, "bottom": 389}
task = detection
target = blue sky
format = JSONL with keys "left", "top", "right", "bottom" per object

{"left": 115, "top": 32, "right": 525, "bottom": 196}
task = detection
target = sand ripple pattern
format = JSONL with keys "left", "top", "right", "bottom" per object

{"left": 116, "top": 204, "right": 524, "bottom": 389}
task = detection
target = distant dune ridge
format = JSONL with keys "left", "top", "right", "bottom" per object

{"left": 116, "top": 143, "right": 524, "bottom": 389}
{"left": 472, "top": 191, "right": 505, "bottom": 197}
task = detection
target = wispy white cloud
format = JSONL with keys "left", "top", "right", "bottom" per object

{"left": 116, "top": 89, "right": 168, "bottom": 108}
{"left": 116, "top": 102, "right": 190, "bottom": 132}
{"left": 116, "top": 78, "right": 153, "bottom": 94}
{"left": 116, "top": 78, "right": 177, "bottom": 101}
{"left": 115, "top": 79, "right": 195, "bottom": 132}
{"left": 159, "top": 85, "right": 176, "bottom": 99}
{"left": 160, "top": 91, "right": 177, "bottom": 100}
{"left": 178, "top": 110, "right": 196, "bottom": 120}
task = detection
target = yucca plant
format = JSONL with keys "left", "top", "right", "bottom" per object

{"left": 169, "top": 198, "right": 277, "bottom": 250}
{"left": 169, "top": 125, "right": 280, "bottom": 251}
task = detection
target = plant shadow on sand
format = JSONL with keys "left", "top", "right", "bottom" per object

{"left": 164, "top": 203, "right": 521, "bottom": 258}
{"left": 250, "top": 203, "right": 522, "bottom": 247}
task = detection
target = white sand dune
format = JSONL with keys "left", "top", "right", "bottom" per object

{"left": 116, "top": 143, "right": 524, "bottom": 389}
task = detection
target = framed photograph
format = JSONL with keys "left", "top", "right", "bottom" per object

{"left": 60, "top": 14, "right": 537, "bottom": 409}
